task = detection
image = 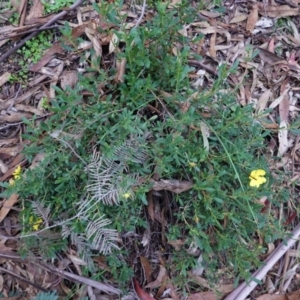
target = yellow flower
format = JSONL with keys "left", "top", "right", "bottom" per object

{"left": 29, "top": 216, "right": 43, "bottom": 231}
{"left": 12, "top": 165, "right": 21, "bottom": 180}
{"left": 9, "top": 178, "right": 15, "bottom": 186}
{"left": 249, "top": 169, "right": 267, "bottom": 188}
{"left": 189, "top": 162, "right": 197, "bottom": 167}
{"left": 122, "top": 192, "right": 131, "bottom": 199}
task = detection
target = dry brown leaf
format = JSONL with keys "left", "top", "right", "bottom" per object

{"left": 146, "top": 265, "right": 167, "bottom": 289}
{"left": 287, "top": 20, "right": 300, "bottom": 44}
{"left": 166, "top": 279, "right": 180, "bottom": 300}
{"left": 0, "top": 86, "right": 40, "bottom": 111}
{"left": 178, "top": 25, "right": 188, "bottom": 37}
{"left": 260, "top": 121, "right": 279, "bottom": 130}
{"left": 256, "top": 89, "right": 272, "bottom": 113}
{"left": 0, "top": 160, "right": 8, "bottom": 174}
{"left": 10, "top": 0, "right": 23, "bottom": 14}
{"left": 197, "top": 26, "right": 231, "bottom": 43}
{"left": 0, "top": 72, "right": 11, "bottom": 87}
{"left": 0, "top": 138, "right": 18, "bottom": 146}
{"left": 169, "top": 0, "right": 182, "bottom": 7}
{"left": 229, "top": 14, "right": 248, "bottom": 24}
{"left": 60, "top": 71, "right": 79, "bottom": 90}
{"left": 50, "top": 63, "right": 64, "bottom": 99}
{"left": 189, "top": 273, "right": 234, "bottom": 294}
{"left": 0, "top": 146, "right": 21, "bottom": 157}
{"left": 133, "top": 278, "right": 156, "bottom": 300}
{"left": 26, "top": 0, "right": 44, "bottom": 21}
{"left": 279, "top": 79, "right": 290, "bottom": 122}
{"left": 115, "top": 58, "right": 126, "bottom": 83}
{"left": 191, "top": 21, "right": 210, "bottom": 28}
{"left": 85, "top": 27, "right": 102, "bottom": 64}
{"left": 246, "top": 3, "right": 258, "bottom": 32}
{"left": 140, "top": 256, "right": 152, "bottom": 284}
{"left": 167, "top": 239, "right": 186, "bottom": 251}
{"left": 0, "top": 274, "right": 3, "bottom": 293}
{"left": 179, "top": 92, "right": 199, "bottom": 114}
{"left": 67, "top": 253, "right": 87, "bottom": 267}
{"left": 152, "top": 200, "right": 167, "bottom": 227}
{"left": 258, "top": 4, "right": 299, "bottom": 18}
{"left": 256, "top": 294, "right": 290, "bottom": 300}
{"left": 0, "top": 194, "right": 18, "bottom": 223}
{"left": 269, "top": 88, "right": 290, "bottom": 109}
{"left": 109, "top": 32, "right": 119, "bottom": 54}
{"left": 278, "top": 120, "right": 289, "bottom": 156}
{"left": 188, "top": 292, "right": 217, "bottom": 300}
{"left": 0, "top": 112, "right": 32, "bottom": 123}
{"left": 258, "top": 48, "right": 283, "bottom": 65}
{"left": 15, "top": 104, "right": 45, "bottom": 116}
{"left": 268, "top": 37, "right": 275, "bottom": 53}
{"left": 29, "top": 42, "right": 62, "bottom": 72}
{"left": 147, "top": 191, "right": 154, "bottom": 222}
{"left": 199, "top": 10, "right": 222, "bottom": 18}
{"left": 209, "top": 32, "right": 216, "bottom": 58}
{"left": 151, "top": 179, "right": 193, "bottom": 193}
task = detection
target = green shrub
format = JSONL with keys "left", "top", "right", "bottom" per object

{"left": 7, "top": 0, "right": 287, "bottom": 290}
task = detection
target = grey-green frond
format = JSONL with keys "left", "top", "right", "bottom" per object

{"left": 86, "top": 216, "right": 120, "bottom": 254}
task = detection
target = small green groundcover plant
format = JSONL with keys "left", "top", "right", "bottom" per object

{"left": 41, "top": 0, "right": 74, "bottom": 14}
{"left": 10, "top": 32, "right": 51, "bottom": 83}
{"left": 2, "top": 0, "right": 291, "bottom": 292}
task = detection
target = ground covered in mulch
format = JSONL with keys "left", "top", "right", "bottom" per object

{"left": 1, "top": 0, "right": 300, "bottom": 299}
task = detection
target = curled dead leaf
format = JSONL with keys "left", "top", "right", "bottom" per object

{"left": 258, "top": 4, "right": 299, "bottom": 18}
{"left": 60, "top": 71, "right": 79, "bottom": 91}
{"left": 133, "top": 278, "right": 156, "bottom": 300}
{"left": 246, "top": 3, "right": 258, "bottom": 33}
{"left": 0, "top": 112, "right": 32, "bottom": 123}
{"left": 151, "top": 179, "right": 193, "bottom": 194}
{"left": 145, "top": 265, "right": 167, "bottom": 289}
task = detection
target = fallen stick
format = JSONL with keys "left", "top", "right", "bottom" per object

{"left": 224, "top": 222, "right": 300, "bottom": 300}
{"left": 0, "top": 0, "right": 86, "bottom": 64}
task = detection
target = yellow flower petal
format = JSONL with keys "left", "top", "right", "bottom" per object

{"left": 122, "top": 192, "right": 131, "bottom": 199}
{"left": 250, "top": 169, "right": 266, "bottom": 177}
{"left": 189, "top": 162, "right": 197, "bottom": 167}
{"left": 9, "top": 178, "right": 15, "bottom": 186}
{"left": 249, "top": 169, "right": 267, "bottom": 188}
{"left": 29, "top": 216, "right": 43, "bottom": 231}
{"left": 13, "top": 165, "right": 21, "bottom": 180}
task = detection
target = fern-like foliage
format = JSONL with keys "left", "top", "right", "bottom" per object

{"left": 23, "top": 139, "right": 148, "bottom": 263}
{"left": 86, "top": 216, "right": 120, "bottom": 254}
{"left": 86, "top": 154, "right": 125, "bottom": 205}
{"left": 86, "top": 140, "right": 147, "bottom": 205}
{"left": 114, "top": 139, "right": 148, "bottom": 163}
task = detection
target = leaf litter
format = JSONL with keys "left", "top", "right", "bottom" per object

{"left": 1, "top": 0, "right": 300, "bottom": 299}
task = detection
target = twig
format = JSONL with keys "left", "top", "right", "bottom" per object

{"left": 0, "top": 0, "right": 86, "bottom": 64}
{"left": 50, "top": 134, "right": 87, "bottom": 166}
{"left": 134, "top": 0, "right": 146, "bottom": 28}
{"left": 0, "top": 25, "right": 60, "bottom": 41}
{"left": 36, "top": 261, "right": 122, "bottom": 294}
{"left": 19, "top": 0, "right": 28, "bottom": 27}
{"left": 224, "top": 222, "right": 300, "bottom": 300}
